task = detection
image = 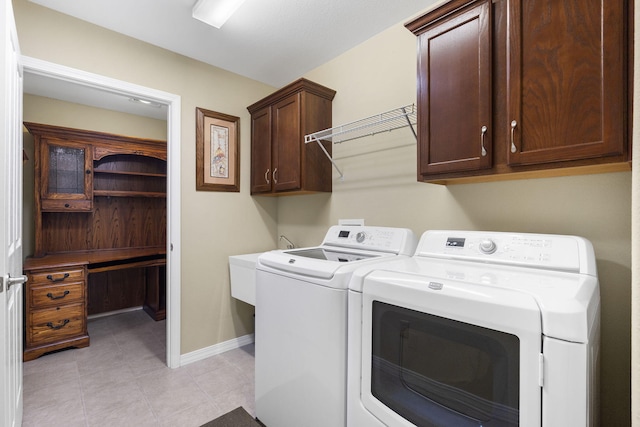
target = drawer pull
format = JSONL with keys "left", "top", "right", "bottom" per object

{"left": 46, "top": 319, "right": 70, "bottom": 330}
{"left": 46, "top": 273, "right": 70, "bottom": 283}
{"left": 46, "top": 290, "right": 70, "bottom": 300}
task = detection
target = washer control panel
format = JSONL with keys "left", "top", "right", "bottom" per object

{"left": 322, "top": 226, "right": 416, "bottom": 255}
{"left": 417, "top": 230, "right": 595, "bottom": 275}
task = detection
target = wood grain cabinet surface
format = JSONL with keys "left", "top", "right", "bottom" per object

{"left": 406, "top": 0, "right": 631, "bottom": 184}
{"left": 23, "top": 123, "right": 167, "bottom": 360}
{"left": 23, "top": 265, "right": 89, "bottom": 361}
{"left": 247, "top": 78, "right": 336, "bottom": 195}
{"left": 38, "top": 138, "right": 93, "bottom": 211}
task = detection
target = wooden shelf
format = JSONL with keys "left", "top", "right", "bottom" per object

{"left": 93, "top": 170, "right": 166, "bottom": 178}
{"left": 93, "top": 190, "right": 166, "bottom": 198}
{"left": 88, "top": 258, "right": 165, "bottom": 274}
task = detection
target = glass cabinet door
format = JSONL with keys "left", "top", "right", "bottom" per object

{"left": 40, "top": 139, "right": 93, "bottom": 211}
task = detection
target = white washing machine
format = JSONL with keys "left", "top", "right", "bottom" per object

{"left": 255, "top": 225, "right": 417, "bottom": 427}
{"left": 347, "top": 230, "right": 600, "bottom": 427}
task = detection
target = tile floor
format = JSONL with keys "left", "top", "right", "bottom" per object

{"left": 22, "top": 309, "right": 255, "bottom": 427}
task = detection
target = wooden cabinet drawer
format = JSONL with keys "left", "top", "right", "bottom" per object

{"left": 41, "top": 199, "right": 93, "bottom": 212}
{"left": 29, "top": 268, "right": 84, "bottom": 285}
{"left": 28, "top": 282, "right": 85, "bottom": 309}
{"left": 27, "top": 303, "right": 86, "bottom": 346}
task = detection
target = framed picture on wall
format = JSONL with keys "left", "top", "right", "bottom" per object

{"left": 196, "top": 107, "right": 240, "bottom": 192}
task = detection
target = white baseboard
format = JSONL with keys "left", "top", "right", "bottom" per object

{"left": 87, "top": 306, "right": 143, "bottom": 320}
{"left": 180, "top": 333, "right": 255, "bottom": 366}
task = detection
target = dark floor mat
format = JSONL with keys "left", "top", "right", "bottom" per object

{"left": 200, "top": 407, "right": 263, "bottom": 427}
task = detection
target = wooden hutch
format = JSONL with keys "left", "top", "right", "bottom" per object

{"left": 23, "top": 122, "right": 167, "bottom": 361}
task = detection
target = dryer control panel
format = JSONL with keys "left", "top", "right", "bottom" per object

{"left": 416, "top": 230, "right": 596, "bottom": 276}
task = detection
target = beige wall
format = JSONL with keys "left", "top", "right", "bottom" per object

{"left": 14, "top": 0, "right": 634, "bottom": 424}
{"left": 284, "top": 21, "right": 632, "bottom": 426}
{"left": 22, "top": 94, "right": 168, "bottom": 139}
{"left": 13, "top": 0, "right": 279, "bottom": 354}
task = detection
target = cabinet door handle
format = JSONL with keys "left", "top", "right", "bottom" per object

{"left": 264, "top": 168, "right": 270, "bottom": 184}
{"left": 481, "top": 126, "right": 488, "bottom": 157}
{"left": 47, "top": 290, "right": 70, "bottom": 300}
{"left": 46, "top": 319, "right": 70, "bottom": 330}
{"left": 273, "top": 168, "right": 278, "bottom": 184}
{"left": 46, "top": 273, "right": 69, "bottom": 283}
{"left": 510, "top": 120, "right": 518, "bottom": 153}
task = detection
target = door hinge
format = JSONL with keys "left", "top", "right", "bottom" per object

{"left": 538, "top": 353, "right": 544, "bottom": 387}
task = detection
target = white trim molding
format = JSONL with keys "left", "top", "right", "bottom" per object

{"left": 180, "top": 334, "right": 255, "bottom": 366}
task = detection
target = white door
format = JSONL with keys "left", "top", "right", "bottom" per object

{"left": 0, "top": 0, "right": 24, "bottom": 426}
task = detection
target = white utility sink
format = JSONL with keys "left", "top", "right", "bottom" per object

{"left": 229, "top": 252, "right": 263, "bottom": 306}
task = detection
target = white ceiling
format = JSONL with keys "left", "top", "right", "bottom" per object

{"left": 23, "top": 0, "right": 438, "bottom": 119}
{"left": 24, "top": 72, "right": 169, "bottom": 119}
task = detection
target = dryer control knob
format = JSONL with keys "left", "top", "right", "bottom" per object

{"left": 479, "top": 239, "right": 497, "bottom": 254}
{"left": 356, "top": 231, "right": 366, "bottom": 243}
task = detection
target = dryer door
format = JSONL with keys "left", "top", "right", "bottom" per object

{"left": 360, "top": 270, "right": 542, "bottom": 427}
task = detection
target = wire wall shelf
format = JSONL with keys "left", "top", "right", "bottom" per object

{"left": 304, "top": 104, "right": 417, "bottom": 179}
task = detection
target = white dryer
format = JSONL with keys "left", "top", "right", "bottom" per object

{"left": 255, "top": 225, "right": 417, "bottom": 427}
{"left": 347, "top": 230, "right": 600, "bottom": 427}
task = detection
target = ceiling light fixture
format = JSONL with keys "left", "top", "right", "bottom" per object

{"left": 192, "top": 0, "right": 247, "bottom": 29}
{"left": 129, "top": 98, "right": 162, "bottom": 108}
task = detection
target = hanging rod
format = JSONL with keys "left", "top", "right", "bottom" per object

{"left": 304, "top": 104, "right": 417, "bottom": 179}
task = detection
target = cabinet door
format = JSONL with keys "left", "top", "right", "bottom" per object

{"left": 416, "top": 0, "right": 492, "bottom": 176}
{"left": 506, "top": 0, "right": 626, "bottom": 165}
{"left": 273, "top": 93, "right": 302, "bottom": 192}
{"left": 250, "top": 106, "right": 273, "bottom": 194}
{"left": 40, "top": 139, "right": 93, "bottom": 211}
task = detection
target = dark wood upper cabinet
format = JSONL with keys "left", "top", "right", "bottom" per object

{"left": 272, "top": 93, "right": 303, "bottom": 192}
{"left": 411, "top": 0, "right": 492, "bottom": 176}
{"left": 407, "top": 0, "right": 631, "bottom": 183}
{"left": 506, "top": 0, "right": 626, "bottom": 166}
{"left": 250, "top": 106, "right": 272, "bottom": 194}
{"left": 247, "top": 78, "right": 336, "bottom": 195}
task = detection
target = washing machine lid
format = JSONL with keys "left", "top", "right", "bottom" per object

{"left": 258, "top": 246, "right": 393, "bottom": 280}
{"left": 284, "top": 247, "right": 380, "bottom": 262}
{"left": 257, "top": 226, "right": 417, "bottom": 281}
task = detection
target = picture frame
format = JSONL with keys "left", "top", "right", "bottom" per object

{"left": 195, "top": 107, "right": 240, "bottom": 192}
